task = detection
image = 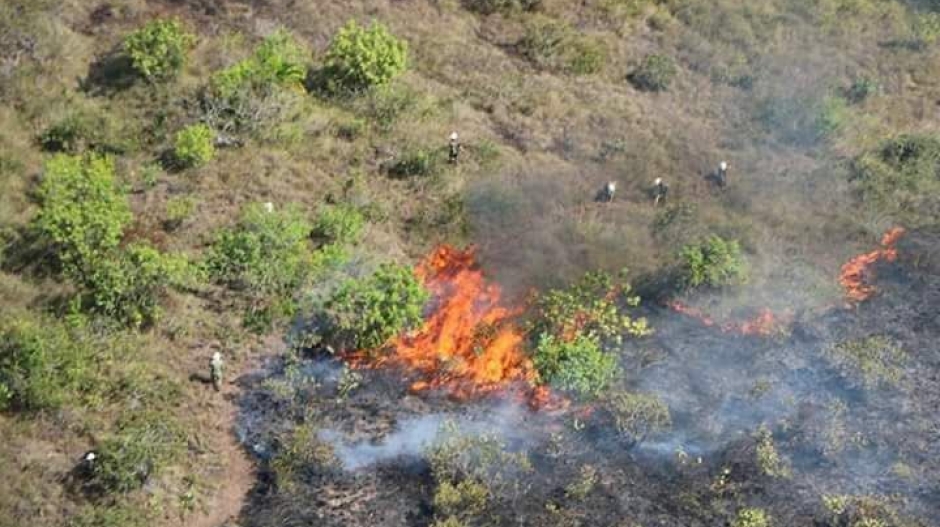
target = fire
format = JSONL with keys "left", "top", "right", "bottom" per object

{"left": 381, "top": 245, "right": 541, "bottom": 399}
{"left": 839, "top": 227, "right": 905, "bottom": 303}
{"left": 668, "top": 301, "right": 787, "bottom": 336}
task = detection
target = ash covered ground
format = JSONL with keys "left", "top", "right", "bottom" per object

{"left": 234, "top": 231, "right": 940, "bottom": 527}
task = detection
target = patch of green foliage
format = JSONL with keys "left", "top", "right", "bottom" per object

{"left": 755, "top": 425, "right": 790, "bottom": 478}
{"left": 387, "top": 147, "right": 442, "bottom": 178}
{"left": 38, "top": 107, "right": 127, "bottom": 154}
{"left": 826, "top": 335, "right": 906, "bottom": 388}
{"left": 913, "top": 12, "right": 940, "bottom": 48}
{"left": 850, "top": 133, "right": 940, "bottom": 226}
{"left": 173, "top": 123, "right": 215, "bottom": 168}
{"left": 68, "top": 504, "right": 147, "bottom": 527}
{"left": 733, "top": 508, "right": 770, "bottom": 527}
{"left": 0, "top": 314, "right": 98, "bottom": 412}
{"left": 324, "top": 263, "right": 429, "bottom": 351}
{"left": 628, "top": 54, "right": 677, "bottom": 91}
{"left": 81, "top": 243, "right": 189, "bottom": 328}
{"left": 528, "top": 271, "right": 649, "bottom": 398}
{"left": 88, "top": 412, "right": 184, "bottom": 494}
{"left": 268, "top": 421, "right": 337, "bottom": 489}
{"left": 207, "top": 203, "right": 314, "bottom": 298}
{"left": 33, "top": 154, "right": 132, "bottom": 280}
{"left": 846, "top": 76, "right": 880, "bottom": 104}
{"left": 123, "top": 19, "right": 195, "bottom": 83}
{"left": 820, "top": 495, "right": 907, "bottom": 527}
{"left": 604, "top": 390, "right": 672, "bottom": 445}
{"left": 212, "top": 29, "right": 307, "bottom": 98}
{"left": 679, "top": 235, "right": 747, "bottom": 289}
{"left": 164, "top": 195, "right": 196, "bottom": 231}
{"left": 324, "top": 20, "right": 408, "bottom": 93}
{"left": 518, "top": 16, "right": 607, "bottom": 75}
{"left": 312, "top": 204, "right": 365, "bottom": 246}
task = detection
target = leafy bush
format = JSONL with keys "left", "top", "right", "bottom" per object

{"left": 38, "top": 108, "right": 127, "bottom": 154}
{"left": 826, "top": 335, "right": 906, "bottom": 388}
{"left": 173, "top": 124, "right": 215, "bottom": 168}
{"left": 679, "top": 235, "right": 747, "bottom": 289}
{"left": 324, "top": 263, "right": 429, "bottom": 351}
{"left": 913, "top": 12, "right": 940, "bottom": 48}
{"left": 755, "top": 425, "right": 790, "bottom": 478}
{"left": 207, "top": 203, "right": 314, "bottom": 298}
{"left": 34, "top": 154, "right": 131, "bottom": 280}
{"left": 387, "top": 147, "right": 442, "bottom": 178}
{"left": 0, "top": 315, "right": 97, "bottom": 412}
{"left": 846, "top": 77, "right": 879, "bottom": 104}
{"left": 82, "top": 243, "right": 188, "bottom": 328}
{"left": 89, "top": 414, "right": 183, "bottom": 494}
{"left": 814, "top": 95, "right": 849, "bottom": 139}
{"left": 733, "top": 508, "right": 770, "bottom": 527}
{"left": 517, "top": 17, "right": 605, "bottom": 75}
{"left": 123, "top": 19, "right": 195, "bottom": 83}
{"left": 69, "top": 504, "right": 147, "bottom": 527}
{"left": 164, "top": 195, "right": 196, "bottom": 231}
{"left": 211, "top": 29, "right": 307, "bottom": 98}
{"left": 324, "top": 20, "right": 408, "bottom": 92}
{"left": 628, "top": 54, "right": 677, "bottom": 91}
{"left": 605, "top": 390, "right": 672, "bottom": 444}
{"left": 532, "top": 333, "right": 619, "bottom": 398}
{"left": 312, "top": 204, "right": 364, "bottom": 245}
{"left": 462, "top": 0, "right": 541, "bottom": 15}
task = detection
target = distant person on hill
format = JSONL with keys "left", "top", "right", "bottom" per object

{"left": 210, "top": 352, "right": 224, "bottom": 392}
{"left": 448, "top": 131, "right": 461, "bottom": 164}
{"left": 716, "top": 161, "right": 728, "bottom": 188}
{"left": 653, "top": 177, "right": 669, "bottom": 205}
{"left": 596, "top": 181, "right": 617, "bottom": 203}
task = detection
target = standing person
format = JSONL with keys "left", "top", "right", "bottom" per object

{"left": 717, "top": 161, "right": 729, "bottom": 188}
{"left": 209, "top": 352, "right": 224, "bottom": 392}
{"left": 448, "top": 131, "right": 461, "bottom": 164}
{"left": 653, "top": 177, "right": 669, "bottom": 206}
{"left": 598, "top": 181, "right": 617, "bottom": 203}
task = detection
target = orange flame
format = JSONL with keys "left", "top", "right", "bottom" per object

{"left": 839, "top": 227, "right": 905, "bottom": 303}
{"left": 668, "top": 301, "right": 788, "bottom": 336}
{"left": 375, "top": 245, "right": 548, "bottom": 401}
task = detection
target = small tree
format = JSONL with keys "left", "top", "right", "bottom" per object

{"left": 324, "top": 20, "right": 408, "bottom": 92}
{"left": 123, "top": 19, "right": 195, "bottom": 82}
{"left": 324, "top": 263, "right": 429, "bottom": 350}
{"left": 679, "top": 235, "right": 747, "bottom": 289}
{"left": 532, "top": 333, "right": 619, "bottom": 398}
{"left": 628, "top": 54, "right": 677, "bottom": 92}
{"left": 211, "top": 29, "right": 308, "bottom": 97}
{"left": 312, "top": 204, "right": 365, "bottom": 245}
{"left": 34, "top": 154, "right": 131, "bottom": 280}
{"left": 173, "top": 124, "right": 215, "bottom": 168}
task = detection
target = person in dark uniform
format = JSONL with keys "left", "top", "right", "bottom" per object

{"left": 653, "top": 177, "right": 669, "bottom": 205}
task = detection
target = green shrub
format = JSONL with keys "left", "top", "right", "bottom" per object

{"left": 433, "top": 479, "right": 489, "bottom": 518}
{"left": 38, "top": 109, "right": 126, "bottom": 154}
{"left": 846, "top": 77, "right": 879, "bottom": 104}
{"left": 164, "top": 195, "right": 196, "bottom": 231}
{"left": 207, "top": 203, "right": 314, "bottom": 298}
{"left": 913, "top": 12, "right": 940, "bottom": 48}
{"left": 564, "top": 37, "right": 607, "bottom": 75}
{"left": 733, "top": 508, "right": 770, "bottom": 527}
{"left": 826, "top": 335, "right": 907, "bottom": 388}
{"left": 173, "top": 124, "right": 215, "bottom": 168}
{"left": 755, "top": 425, "right": 790, "bottom": 478}
{"left": 324, "top": 263, "right": 429, "bottom": 351}
{"left": 34, "top": 154, "right": 132, "bottom": 280}
{"left": 82, "top": 243, "right": 189, "bottom": 328}
{"left": 123, "top": 19, "right": 195, "bottom": 83}
{"left": 324, "top": 20, "right": 408, "bottom": 92}
{"left": 519, "top": 16, "right": 570, "bottom": 69}
{"left": 89, "top": 414, "right": 183, "bottom": 494}
{"left": 387, "top": 147, "right": 442, "bottom": 178}
{"left": 211, "top": 29, "right": 307, "bottom": 98}
{"left": 814, "top": 95, "right": 849, "bottom": 139}
{"left": 312, "top": 204, "right": 365, "bottom": 245}
{"left": 69, "top": 504, "right": 147, "bottom": 527}
{"left": 679, "top": 235, "right": 747, "bottom": 289}
{"left": 628, "top": 54, "right": 677, "bottom": 91}
{"left": 605, "top": 390, "right": 672, "bottom": 444}
{"left": 0, "top": 315, "right": 97, "bottom": 412}
{"left": 532, "top": 333, "right": 619, "bottom": 398}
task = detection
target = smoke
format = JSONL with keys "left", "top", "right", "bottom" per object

{"left": 319, "top": 400, "right": 540, "bottom": 471}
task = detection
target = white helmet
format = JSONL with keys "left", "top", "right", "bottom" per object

{"left": 654, "top": 177, "right": 662, "bottom": 185}
{"left": 212, "top": 351, "right": 222, "bottom": 362}
{"left": 263, "top": 202, "right": 274, "bottom": 213}
{"left": 720, "top": 161, "right": 728, "bottom": 171}
{"left": 607, "top": 181, "right": 617, "bottom": 190}
{"left": 449, "top": 131, "right": 459, "bottom": 141}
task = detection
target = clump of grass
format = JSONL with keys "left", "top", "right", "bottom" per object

{"left": 826, "top": 335, "right": 906, "bottom": 388}
{"left": 628, "top": 54, "right": 677, "bottom": 91}
{"left": 604, "top": 390, "right": 672, "bottom": 445}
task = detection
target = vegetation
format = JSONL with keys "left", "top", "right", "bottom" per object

{"left": 463, "top": 0, "right": 541, "bottom": 15}
{"left": 173, "top": 124, "right": 215, "bottom": 169}
{"left": 605, "top": 390, "right": 672, "bottom": 445}
{"left": 312, "top": 204, "right": 365, "bottom": 246}
{"left": 532, "top": 333, "right": 619, "bottom": 398}
{"left": 679, "top": 235, "right": 748, "bottom": 289}
{"left": 122, "top": 19, "right": 195, "bottom": 83}
{"left": 628, "top": 54, "right": 677, "bottom": 91}
{"left": 518, "top": 17, "right": 607, "bottom": 75}
{"left": 324, "top": 20, "right": 408, "bottom": 92}
{"left": 88, "top": 414, "right": 184, "bottom": 494}
{"left": 755, "top": 426, "right": 790, "bottom": 478}
{"left": 826, "top": 335, "right": 907, "bottom": 388}
{"left": 733, "top": 508, "right": 770, "bottom": 527}
{"left": 323, "top": 263, "right": 429, "bottom": 351}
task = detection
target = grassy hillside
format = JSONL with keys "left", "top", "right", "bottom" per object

{"left": 1, "top": 0, "right": 939, "bottom": 526}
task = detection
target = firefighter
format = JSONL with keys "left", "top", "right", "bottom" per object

{"left": 209, "top": 352, "right": 224, "bottom": 392}
{"left": 598, "top": 181, "right": 617, "bottom": 203}
{"left": 716, "top": 161, "right": 728, "bottom": 188}
{"left": 448, "top": 131, "right": 461, "bottom": 164}
{"left": 653, "top": 177, "right": 669, "bottom": 205}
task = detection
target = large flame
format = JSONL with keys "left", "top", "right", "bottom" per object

{"left": 839, "top": 227, "right": 905, "bottom": 303}
{"left": 381, "top": 245, "right": 541, "bottom": 399}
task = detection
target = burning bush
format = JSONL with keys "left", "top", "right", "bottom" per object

{"left": 324, "top": 263, "right": 429, "bottom": 351}
{"left": 678, "top": 235, "right": 748, "bottom": 290}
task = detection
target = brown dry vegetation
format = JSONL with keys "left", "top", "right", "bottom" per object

{"left": 2, "top": 0, "right": 940, "bottom": 526}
